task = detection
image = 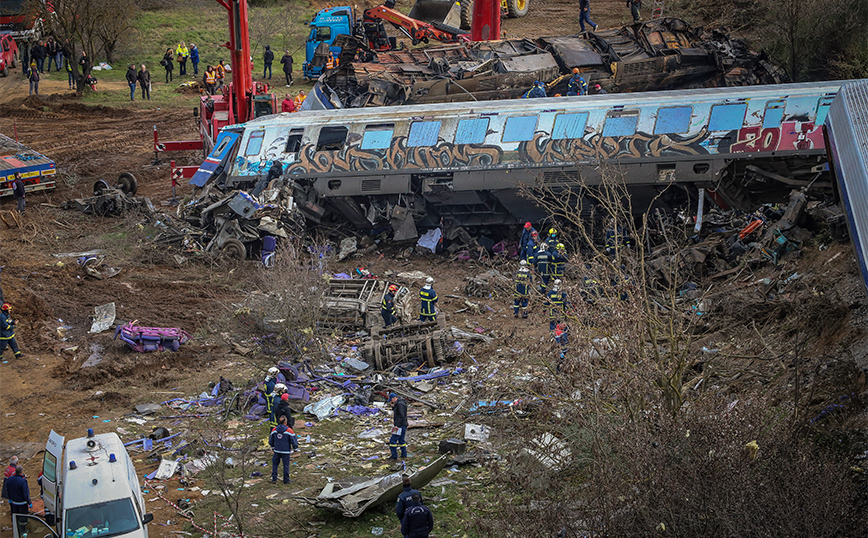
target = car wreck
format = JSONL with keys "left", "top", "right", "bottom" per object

{"left": 306, "top": 17, "right": 783, "bottom": 109}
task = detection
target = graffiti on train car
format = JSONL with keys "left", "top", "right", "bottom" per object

{"left": 727, "top": 121, "right": 825, "bottom": 153}
{"left": 516, "top": 129, "right": 712, "bottom": 164}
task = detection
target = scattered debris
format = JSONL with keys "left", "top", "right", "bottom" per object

{"left": 89, "top": 302, "right": 117, "bottom": 334}
{"left": 113, "top": 320, "right": 191, "bottom": 352}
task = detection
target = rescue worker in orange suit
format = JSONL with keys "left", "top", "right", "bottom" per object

{"left": 325, "top": 51, "right": 338, "bottom": 70}
{"left": 0, "top": 303, "right": 23, "bottom": 359}
{"left": 419, "top": 277, "right": 437, "bottom": 322}
{"left": 382, "top": 284, "right": 399, "bottom": 327}
{"left": 514, "top": 260, "right": 531, "bottom": 318}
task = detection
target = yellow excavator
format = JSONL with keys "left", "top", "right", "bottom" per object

{"left": 408, "top": 0, "right": 530, "bottom": 31}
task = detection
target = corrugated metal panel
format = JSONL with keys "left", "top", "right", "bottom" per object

{"left": 826, "top": 80, "right": 868, "bottom": 289}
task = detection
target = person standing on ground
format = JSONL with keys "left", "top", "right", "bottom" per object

{"left": 44, "top": 38, "right": 54, "bottom": 71}
{"left": 176, "top": 41, "right": 189, "bottom": 76}
{"left": 263, "top": 45, "right": 274, "bottom": 79}
{"left": 535, "top": 242, "right": 553, "bottom": 294}
{"left": 31, "top": 40, "right": 46, "bottom": 73}
{"left": 19, "top": 41, "right": 29, "bottom": 76}
{"left": 215, "top": 60, "right": 226, "bottom": 91}
{"left": 78, "top": 50, "right": 90, "bottom": 77}
{"left": 280, "top": 93, "right": 296, "bottom": 112}
{"left": 514, "top": 260, "right": 531, "bottom": 319}
{"left": 26, "top": 62, "right": 39, "bottom": 95}
{"left": 12, "top": 173, "right": 26, "bottom": 213}
{"left": 162, "top": 49, "right": 174, "bottom": 83}
{"left": 269, "top": 416, "right": 297, "bottom": 484}
{"left": 125, "top": 64, "right": 137, "bottom": 101}
{"left": 395, "top": 475, "right": 423, "bottom": 521}
{"left": 137, "top": 64, "right": 151, "bottom": 100}
{"left": 53, "top": 39, "right": 63, "bottom": 72}
{"left": 276, "top": 393, "right": 295, "bottom": 429}
{"left": 0, "top": 303, "right": 23, "bottom": 359}
{"left": 63, "top": 54, "right": 75, "bottom": 89}
{"left": 382, "top": 284, "right": 398, "bottom": 328}
{"left": 578, "top": 0, "right": 598, "bottom": 32}
{"left": 567, "top": 69, "right": 587, "bottom": 96}
{"left": 7, "top": 466, "right": 30, "bottom": 532}
{"left": 1, "top": 456, "right": 19, "bottom": 500}
{"left": 419, "top": 277, "right": 438, "bottom": 322}
{"left": 204, "top": 65, "right": 216, "bottom": 95}
{"left": 546, "top": 280, "right": 568, "bottom": 332}
{"left": 388, "top": 392, "right": 409, "bottom": 460}
{"left": 401, "top": 493, "right": 434, "bottom": 538}
{"left": 189, "top": 43, "right": 200, "bottom": 75}
{"left": 280, "top": 50, "right": 293, "bottom": 87}
{"left": 519, "top": 222, "right": 537, "bottom": 261}
{"left": 628, "top": 0, "right": 642, "bottom": 22}
{"left": 268, "top": 383, "right": 285, "bottom": 429}
{"left": 294, "top": 89, "right": 306, "bottom": 109}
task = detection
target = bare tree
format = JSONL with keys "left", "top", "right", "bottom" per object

{"left": 94, "top": 0, "right": 139, "bottom": 64}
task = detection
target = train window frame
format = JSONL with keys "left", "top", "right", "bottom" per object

{"left": 654, "top": 106, "right": 693, "bottom": 135}
{"left": 244, "top": 131, "right": 265, "bottom": 156}
{"left": 552, "top": 112, "right": 589, "bottom": 140}
{"left": 285, "top": 128, "right": 305, "bottom": 154}
{"left": 360, "top": 123, "right": 395, "bottom": 150}
{"left": 762, "top": 100, "right": 786, "bottom": 129}
{"left": 315, "top": 126, "right": 348, "bottom": 152}
{"left": 602, "top": 111, "right": 639, "bottom": 138}
{"left": 708, "top": 103, "right": 748, "bottom": 132}
{"left": 502, "top": 115, "right": 538, "bottom": 143}
{"left": 815, "top": 96, "right": 835, "bottom": 127}
{"left": 408, "top": 121, "right": 441, "bottom": 147}
{"left": 455, "top": 118, "right": 490, "bottom": 144}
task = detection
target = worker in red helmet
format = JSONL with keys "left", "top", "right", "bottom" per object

{"left": 382, "top": 284, "right": 399, "bottom": 328}
{"left": 520, "top": 222, "right": 538, "bottom": 261}
{"left": 0, "top": 303, "right": 23, "bottom": 359}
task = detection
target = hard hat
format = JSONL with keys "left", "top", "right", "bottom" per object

{"left": 520, "top": 260, "right": 527, "bottom": 266}
{"left": 388, "top": 284, "right": 398, "bottom": 292}
{"left": 554, "top": 279, "right": 562, "bottom": 286}
{"left": 268, "top": 367, "right": 279, "bottom": 376}
{"left": 531, "top": 231, "right": 539, "bottom": 238}
{"left": 595, "top": 84, "right": 602, "bottom": 90}
{"left": 524, "top": 222, "right": 532, "bottom": 229}
{"left": 389, "top": 392, "right": 397, "bottom": 400}
{"left": 281, "top": 393, "right": 289, "bottom": 401}
{"left": 274, "top": 383, "right": 286, "bottom": 392}
{"left": 572, "top": 67, "right": 579, "bottom": 74}
{"left": 1, "top": 303, "right": 10, "bottom": 311}
{"left": 549, "top": 228, "right": 557, "bottom": 235}
{"left": 557, "top": 243, "right": 565, "bottom": 250}
{"left": 426, "top": 277, "right": 434, "bottom": 284}
{"left": 554, "top": 93, "right": 562, "bottom": 97}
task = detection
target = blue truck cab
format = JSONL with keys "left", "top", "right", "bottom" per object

{"left": 302, "top": 6, "right": 353, "bottom": 80}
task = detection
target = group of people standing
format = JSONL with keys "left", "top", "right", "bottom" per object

{"left": 160, "top": 41, "right": 200, "bottom": 82}
{"left": 20, "top": 37, "right": 87, "bottom": 94}
{"left": 125, "top": 64, "right": 152, "bottom": 101}
{"left": 262, "top": 46, "right": 295, "bottom": 88}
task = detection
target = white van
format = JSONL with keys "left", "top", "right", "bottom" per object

{"left": 12, "top": 429, "right": 153, "bottom": 538}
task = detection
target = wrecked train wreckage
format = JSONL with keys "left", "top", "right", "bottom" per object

{"left": 305, "top": 17, "right": 782, "bottom": 109}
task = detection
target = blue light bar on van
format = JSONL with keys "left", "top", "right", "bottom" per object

{"left": 109, "top": 454, "right": 117, "bottom": 463}
{"left": 69, "top": 461, "right": 77, "bottom": 470}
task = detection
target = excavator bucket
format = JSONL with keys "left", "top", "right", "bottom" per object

{"left": 408, "top": 0, "right": 462, "bottom": 28}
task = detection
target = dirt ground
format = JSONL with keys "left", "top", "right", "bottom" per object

{"left": 1, "top": 1, "right": 867, "bottom": 536}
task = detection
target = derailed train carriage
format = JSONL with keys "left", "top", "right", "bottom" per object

{"left": 192, "top": 79, "right": 855, "bottom": 240}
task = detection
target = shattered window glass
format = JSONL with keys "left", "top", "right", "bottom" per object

{"left": 708, "top": 103, "right": 747, "bottom": 132}
{"left": 654, "top": 106, "right": 692, "bottom": 135}
{"left": 316, "top": 127, "right": 348, "bottom": 152}
{"left": 602, "top": 113, "right": 639, "bottom": 137}
{"left": 245, "top": 131, "right": 265, "bottom": 156}
{"left": 408, "top": 121, "right": 441, "bottom": 147}
{"left": 503, "top": 116, "right": 538, "bottom": 143}
{"left": 361, "top": 124, "right": 395, "bottom": 150}
{"left": 762, "top": 101, "right": 786, "bottom": 129}
{"left": 285, "top": 128, "right": 304, "bottom": 154}
{"left": 552, "top": 113, "right": 589, "bottom": 140}
{"left": 455, "top": 118, "right": 490, "bottom": 144}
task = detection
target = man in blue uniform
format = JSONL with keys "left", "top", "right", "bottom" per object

{"left": 535, "top": 242, "right": 553, "bottom": 294}
{"left": 401, "top": 493, "right": 434, "bottom": 538}
{"left": 0, "top": 303, "right": 23, "bottom": 359}
{"left": 546, "top": 279, "right": 568, "bottom": 331}
{"left": 382, "top": 284, "right": 399, "bottom": 327}
{"left": 519, "top": 222, "right": 537, "bottom": 261}
{"left": 7, "top": 465, "right": 30, "bottom": 533}
{"left": 523, "top": 80, "right": 547, "bottom": 98}
{"left": 395, "top": 475, "right": 423, "bottom": 521}
{"left": 419, "top": 278, "right": 437, "bottom": 322}
{"left": 388, "top": 393, "right": 409, "bottom": 460}
{"left": 514, "top": 260, "right": 531, "bottom": 318}
{"left": 269, "top": 416, "right": 298, "bottom": 484}
{"left": 552, "top": 243, "right": 567, "bottom": 281}
{"left": 567, "top": 69, "right": 588, "bottom": 96}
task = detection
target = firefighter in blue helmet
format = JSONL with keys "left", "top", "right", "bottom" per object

{"left": 546, "top": 279, "right": 568, "bottom": 331}
{"left": 382, "top": 284, "right": 399, "bottom": 327}
{"left": 419, "top": 277, "right": 438, "bottom": 322}
{"left": 514, "top": 260, "right": 531, "bottom": 318}
{"left": 523, "top": 80, "right": 547, "bottom": 99}
{"left": 567, "top": 68, "right": 588, "bottom": 96}
{"left": 535, "top": 242, "right": 553, "bottom": 294}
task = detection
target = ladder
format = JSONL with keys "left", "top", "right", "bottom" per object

{"left": 651, "top": 0, "right": 664, "bottom": 18}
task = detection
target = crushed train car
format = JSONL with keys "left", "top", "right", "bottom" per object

{"left": 307, "top": 18, "right": 783, "bottom": 109}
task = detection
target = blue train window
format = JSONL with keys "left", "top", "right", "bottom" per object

{"left": 408, "top": 121, "right": 441, "bottom": 147}
{"left": 654, "top": 106, "right": 692, "bottom": 135}
{"left": 552, "top": 113, "right": 589, "bottom": 140}
{"left": 708, "top": 103, "right": 747, "bottom": 131}
{"left": 602, "top": 113, "right": 639, "bottom": 137}
{"left": 244, "top": 131, "right": 264, "bottom": 156}
{"left": 455, "top": 118, "right": 490, "bottom": 144}
{"left": 361, "top": 123, "right": 395, "bottom": 150}
{"left": 815, "top": 96, "right": 835, "bottom": 126}
{"left": 762, "top": 101, "right": 786, "bottom": 129}
{"left": 502, "top": 116, "right": 538, "bottom": 142}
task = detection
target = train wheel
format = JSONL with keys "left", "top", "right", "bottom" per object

{"left": 507, "top": 0, "right": 530, "bottom": 17}
{"left": 221, "top": 238, "right": 247, "bottom": 260}
{"left": 93, "top": 179, "right": 111, "bottom": 195}
{"left": 117, "top": 172, "right": 138, "bottom": 196}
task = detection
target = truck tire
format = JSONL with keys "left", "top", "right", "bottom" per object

{"left": 222, "top": 238, "right": 247, "bottom": 260}
{"left": 117, "top": 172, "right": 138, "bottom": 196}
{"left": 460, "top": 0, "right": 473, "bottom": 30}
{"left": 1, "top": 64, "right": 7, "bottom": 77}
{"left": 506, "top": 0, "right": 530, "bottom": 18}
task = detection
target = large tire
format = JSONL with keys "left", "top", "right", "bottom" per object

{"left": 117, "top": 172, "right": 138, "bottom": 196}
{"left": 1, "top": 64, "right": 7, "bottom": 77}
{"left": 506, "top": 0, "right": 530, "bottom": 18}
{"left": 460, "top": 0, "right": 473, "bottom": 30}
{"left": 222, "top": 238, "right": 247, "bottom": 260}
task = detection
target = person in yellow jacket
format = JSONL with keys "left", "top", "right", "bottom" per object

{"left": 176, "top": 41, "right": 189, "bottom": 76}
{"left": 294, "top": 90, "right": 306, "bottom": 109}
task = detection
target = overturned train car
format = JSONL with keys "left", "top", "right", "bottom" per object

{"left": 196, "top": 80, "right": 853, "bottom": 238}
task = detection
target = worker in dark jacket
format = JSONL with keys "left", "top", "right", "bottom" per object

{"left": 125, "top": 64, "right": 137, "bottom": 101}
{"left": 12, "top": 173, "right": 26, "bottom": 213}
{"left": 276, "top": 393, "right": 295, "bottom": 429}
{"left": 388, "top": 393, "right": 408, "bottom": 460}
{"left": 1, "top": 456, "right": 19, "bottom": 500}
{"left": 0, "top": 303, "right": 22, "bottom": 359}
{"left": 268, "top": 416, "right": 298, "bottom": 484}
{"left": 519, "top": 222, "right": 537, "bottom": 261}
{"left": 567, "top": 69, "right": 588, "bottom": 96}
{"left": 31, "top": 40, "right": 46, "bottom": 73}
{"left": 268, "top": 383, "right": 285, "bottom": 429}
{"left": 546, "top": 279, "right": 568, "bottom": 331}
{"left": 401, "top": 493, "right": 434, "bottom": 538}
{"left": 535, "top": 242, "right": 553, "bottom": 294}
{"left": 523, "top": 80, "right": 547, "bottom": 98}
{"left": 137, "top": 64, "right": 151, "bottom": 101}
{"left": 395, "top": 475, "right": 423, "bottom": 520}
{"left": 382, "top": 284, "right": 398, "bottom": 328}
{"left": 419, "top": 277, "right": 437, "bottom": 322}
{"left": 7, "top": 465, "right": 30, "bottom": 529}
{"left": 551, "top": 243, "right": 567, "bottom": 280}
{"left": 263, "top": 45, "right": 274, "bottom": 79}
{"left": 280, "top": 50, "right": 293, "bottom": 87}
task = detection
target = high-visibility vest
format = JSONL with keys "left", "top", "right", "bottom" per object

{"left": 205, "top": 71, "right": 216, "bottom": 84}
{"left": 216, "top": 65, "right": 225, "bottom": 79}
{"left": 326, "top": 56, "right": 334, "bottom": 69}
